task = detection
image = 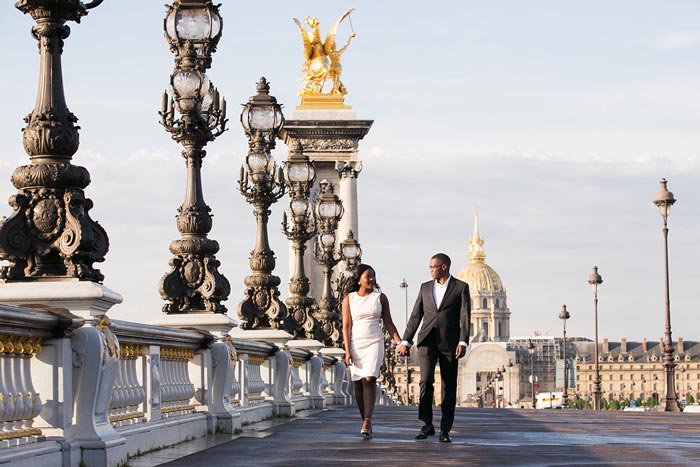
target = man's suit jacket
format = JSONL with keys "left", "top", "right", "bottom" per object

{"left": 403, "top": 277, "right": 471, "bottom": 353}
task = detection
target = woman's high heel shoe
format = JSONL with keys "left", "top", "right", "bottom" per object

{"left": 360, "top": 419, "right": 373, "bottom": 439}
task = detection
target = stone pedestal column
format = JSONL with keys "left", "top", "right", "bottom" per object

{"left": 282, "top": 109, "right": 372, "bottom": 302}
{"left": 335, "top": 161, "right": 362, "bottom": 248}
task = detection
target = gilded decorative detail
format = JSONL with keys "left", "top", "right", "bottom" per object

{"left": 95, "top": 315, "right": 118, "bottom": 358}
{"left": 161, "top": 347, "right": 196, "bottom": 361}
{"left": 293, "top": 9, "right": 356, "bottom": 98}
{"left": 0, "top": 428, "right": 42, "bottom": 440}
{"left": 161, "top": 404, "right": 196, "bottom": 414}
{"left": 224, "top": 336, "right": 237, "bottom": 361}
{"left": 0, "top": 335, "right": 42, "bottom": 355}
{"left": 120, "top": 344, "right": 144, "bottom": 359}
{"left": 246, "top": 355, "right": 266, "bottom": 366}
{"left": 109, "top": 411, "right": 145, "bottom": 423}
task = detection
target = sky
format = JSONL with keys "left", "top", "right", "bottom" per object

{"left": 1, "top": 1, "right": 699, "bottom": 343}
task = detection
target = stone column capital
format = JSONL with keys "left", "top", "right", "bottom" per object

{"left": 335, "top": 160, "right": 363, "bottom": 178}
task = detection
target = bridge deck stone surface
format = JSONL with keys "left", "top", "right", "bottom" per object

{"left": 135, "top": 406, "right": 700, "bottom": 466}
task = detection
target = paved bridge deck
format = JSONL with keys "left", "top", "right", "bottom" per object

{"left": 133, "top": 406, "right": 700, "bottom": 466}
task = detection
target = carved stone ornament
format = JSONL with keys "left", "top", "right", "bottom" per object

{"left": 295, "top": 138, "right": 356, "bottom": 152}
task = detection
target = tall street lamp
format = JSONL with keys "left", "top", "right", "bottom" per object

{"left": 158, "top": 0, "right": 230, "bottom": 314}
{"left": 399, "top": 278, "right": 409, "bottom": 404}
{"left": 559, "top": 304, "right": 570, "bottom": 408}
{"left": 336, "top": 230, "right": 362, "bottom": 305}
{"left": 0, "top": 0, "right": 109, "bottom": 281}
{"left": 680, "top": 366, "right": 686, "bottom": 405}
{"left": 507, "top": 358, "right": 513, "bottom": 406}
{"left": 653, "top": 178, "right": 680, "bottom": 412}
{"left": 588, "top": 266, "right": 603, "bottom": 410}
{"left": 495, "top": 369, "right": 502, "bottom": 408}
{"left": 237, "top": 79, "right": 287, "bottom": 330}
{"left": 281, "top": 142, "right": 317, "bottom": 339}
{"left": 313, "top": 180, "right": 344, "bottom": 346}
{"left": 528, "top": 339, "right": 535, "bottom": 408}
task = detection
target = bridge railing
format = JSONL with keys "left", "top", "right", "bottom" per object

{"left": 0, "top": 304, "right": 353, "bottom": 466}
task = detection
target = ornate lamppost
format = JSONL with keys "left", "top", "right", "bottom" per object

{"left": 588, "top": 266, "right": 603, "bottom": 410}
{"left": 400, "top": 278, "right": 409, "bottom": 404}
{"left": 313, "top": 180, "right": 344, "bottom": 346}
{"left": 495, "top": 368, "right": 503, "bottom": 408}
{"left": 237, "top": 79, "right": 287, "bottom": 330}
{"left": 158, "top": 0, "right": 230, "bottom": 314}
{"left": 653, "top": 178, "right": 680, "bottom": 412}
{"left": 559, "top": 304, "right": 570, "bottom": 408}
{"left": 680, "top": 366, "right": 686, "bottom": 404}
{"left": 281, "top": 142, "right": 317, "bottom": 339}
{"left": 336, "top": 230, "right": 362, "bottom": 304}
{"left": 507, "top": 358, "right": 513, "bottom": 406}
{"left": 528, "top": 339, "right": 535, "bottom": 408}
{"left": 0, "top": 0, "right": 108, "bottom": 281}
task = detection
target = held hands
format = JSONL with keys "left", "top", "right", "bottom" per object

{"left": 396, "top": 344, "right": 409, "bottom": 357}
{"left": 455, "top": 344, "right": 467, "bottom": 359}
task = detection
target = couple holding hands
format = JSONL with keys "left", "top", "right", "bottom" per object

{"left": 342, "top": 253, "right": 471, "bottom": 442}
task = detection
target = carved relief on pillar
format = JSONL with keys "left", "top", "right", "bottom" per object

{"left": 293, "top": 137, "right": 356, "bottom": 153}
{"left": 335, "top": 160, "right": 362, "bottom": 179}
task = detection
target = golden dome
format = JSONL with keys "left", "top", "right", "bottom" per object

{"left": 455, "top": 213, "right": 505, "bottom": 294}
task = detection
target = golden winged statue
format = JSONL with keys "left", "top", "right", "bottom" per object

{"left": 293, "top": 8, "right": 356, "bottom": 97}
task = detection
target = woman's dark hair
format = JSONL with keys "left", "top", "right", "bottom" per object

{"left": 348, "top": 263, "right": 379, "bottom": 293}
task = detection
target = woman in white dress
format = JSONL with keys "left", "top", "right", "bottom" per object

{"left": 342, "top": 264, "right": 401, "bottom": 439}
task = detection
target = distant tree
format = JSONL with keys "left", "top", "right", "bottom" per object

{"left": 688, "top": 394, "right": 695, "bottom": 404}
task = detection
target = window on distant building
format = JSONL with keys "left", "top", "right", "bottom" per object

{"left": 482, "top": 298, "right": 487, "bottom": 309}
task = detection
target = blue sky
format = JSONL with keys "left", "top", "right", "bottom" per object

{"left": 1, "top": 1, "right": 699, "bottom": 342}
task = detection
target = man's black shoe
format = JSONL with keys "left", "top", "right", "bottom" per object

{"left": 414, "top": 425, "right": 435, "bottom": 440}
{"left": 439, "top": 432, "right": 452, "bottom": 443}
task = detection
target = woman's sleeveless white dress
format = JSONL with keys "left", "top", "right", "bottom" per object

{"left": 348, "top": 291, "right": 384, "bottom": 381}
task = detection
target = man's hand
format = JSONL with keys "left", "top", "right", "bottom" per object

{"left": 455, "top": 344, "right": 467, "bottom": 359}
{"left": 397, "top": 344, "right": 409, "bottom": 357}
{"left": 345, "top": 354, "right": 353, "bottom": 366}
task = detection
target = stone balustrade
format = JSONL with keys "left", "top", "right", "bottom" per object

{"left": 0, "top": 305, "right": 357, "bottom": 466}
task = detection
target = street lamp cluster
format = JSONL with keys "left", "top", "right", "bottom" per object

{"left": 312, "top": 181, "right": 345, "bottom": 346}
{"left": 160, "top": 3, "right": 363, "bottom": 347}
{"left": 281, "top": 142, "right": 317, "bottom": 339}
{"left": 158, "top": 0, "right": 230, "bottom": 314}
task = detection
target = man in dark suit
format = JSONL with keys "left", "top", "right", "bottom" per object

{"left": 397, "top": 253, "right": 470, "bottom": 443}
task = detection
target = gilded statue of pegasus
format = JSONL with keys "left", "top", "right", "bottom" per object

{"left": 293, "top": 8, "right": 356, "bottom": 96}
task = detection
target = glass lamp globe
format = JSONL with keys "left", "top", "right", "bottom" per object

{"left": 165, "top": 2, "right": 222, "bottom": 42}
{"left": 240, "top": 78, "right": 284, "bottom": 142}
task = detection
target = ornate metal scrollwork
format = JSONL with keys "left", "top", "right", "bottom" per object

{"left": 0, "top": 2, "right": 108, "bottom": 282}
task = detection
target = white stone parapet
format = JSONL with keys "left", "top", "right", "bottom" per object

{"left": 0, "top": 305, "right": 368, "bottom": 466}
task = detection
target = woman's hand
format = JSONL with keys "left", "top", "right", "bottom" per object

{"left": 345, "top": 353, "right": 353, "bottom": 366}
